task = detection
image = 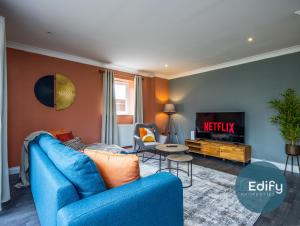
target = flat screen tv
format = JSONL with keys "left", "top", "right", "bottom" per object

{"left": 196, "top": 112, "right": 245, "bottom": 143}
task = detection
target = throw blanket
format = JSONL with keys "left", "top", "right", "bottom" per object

{"left": 15, "top": 131, "right": 52, "bottom": 188}
{"left": 15, "top": 134, "right": 133, "bottom": 188}
{"left": 84, "top": 143, "right": 132, "bottom": 154}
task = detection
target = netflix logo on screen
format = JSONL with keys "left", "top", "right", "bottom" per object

{"left": 203, "top": 121, "right": 235, "bottom": 134}
{"left": 196, "top": 112, "right": 245, "bottom": 143}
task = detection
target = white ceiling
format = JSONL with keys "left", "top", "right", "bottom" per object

{"left": 1, "top": 0, "right": 300, "bottom": 78}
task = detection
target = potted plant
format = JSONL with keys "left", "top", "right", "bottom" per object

{"left": 269, "top": 88, "right": 300, "bottom": 155}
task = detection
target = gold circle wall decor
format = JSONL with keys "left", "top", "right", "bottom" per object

{"left": 55, "top": 73, "right": 76, "bottom": 110}
{"left": 34, "top": 73, "right": 76, "bottom": 110}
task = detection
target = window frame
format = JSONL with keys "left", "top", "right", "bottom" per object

{"left": 114, "top": 80, "right": 130, "bottom": 115}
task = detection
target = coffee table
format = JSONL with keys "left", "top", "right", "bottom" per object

{"left": 155, "top": 144, "right": 189, "bottom": 172}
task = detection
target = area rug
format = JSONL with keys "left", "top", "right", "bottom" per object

{"left": 139, "top": 157, "right": 260, "bottom": 226}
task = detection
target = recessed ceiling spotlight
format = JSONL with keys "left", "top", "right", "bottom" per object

{"left": 247, "top": 37, "right": 254, "bottom": 42}
{"left": 295, "top": 10, "right": 300, "bottom": 16}
{"left": 164, "top": 64, "right": 169, "bottom": 68}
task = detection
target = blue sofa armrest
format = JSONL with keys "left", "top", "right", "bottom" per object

{"left": 57, "top": 172, "right": 183, "bottom": 226}
{"left": 29, "top": 141, "right": 80, "bottom": 226}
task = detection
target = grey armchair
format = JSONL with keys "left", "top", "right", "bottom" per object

{"left": 134, "top": 123, "right": 167, "bottom": 162}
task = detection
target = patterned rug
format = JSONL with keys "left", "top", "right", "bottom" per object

{"left": 139, "top": 156, "right": 260, "bottom": 226}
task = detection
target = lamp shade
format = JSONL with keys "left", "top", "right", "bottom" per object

{"left": 163, "top": 103, "right": 176, "bottom": 113}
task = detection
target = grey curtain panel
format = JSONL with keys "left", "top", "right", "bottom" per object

{"left": 134, "top": 75, "right": 143, "bottom": 124}
{"left": 101, "top": 70, "right": 119, "bottom": 145}
{"left": 0, "top": 16, "right": 10, "bottom": 211}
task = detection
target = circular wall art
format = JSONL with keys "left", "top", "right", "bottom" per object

{"left": 34, "top": 73, "right": 76, "bottom": 110}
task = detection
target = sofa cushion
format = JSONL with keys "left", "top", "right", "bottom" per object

{"left": 84, "top": 150, "right": 140, "bottom": 189}
{"left": 38, "top": 134, "right": 106, "bottom": 198}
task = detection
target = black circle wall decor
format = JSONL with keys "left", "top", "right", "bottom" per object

{"left": 34, "top": 73, "right": 76, "bottom": 110}
{"left": 34, "top": 75, "right": 55, "bottom": 107}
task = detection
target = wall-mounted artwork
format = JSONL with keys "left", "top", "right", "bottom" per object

{"left": 34, "top": 73, "right": 76, "bottom": 110}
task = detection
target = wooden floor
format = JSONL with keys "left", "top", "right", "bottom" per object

{"left": 1, "top": 153, "right": 300, "bottom": 226}
{"left": 191, "top": 154, "right": 300, "bottom": 226}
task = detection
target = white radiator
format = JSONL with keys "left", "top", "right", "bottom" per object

{"left": 118, "top": 124, "right": 134, "bottom": 147}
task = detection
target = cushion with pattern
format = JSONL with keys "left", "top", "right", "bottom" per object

{"left": 139, "top": 127, "right": 156, "bottom": 142}
{"left": 64, "top": 137, "right": 86, "bottom": 150}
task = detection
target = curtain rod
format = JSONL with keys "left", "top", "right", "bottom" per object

{"left": 98, "top": 69, "right": 144, "bottom": 79}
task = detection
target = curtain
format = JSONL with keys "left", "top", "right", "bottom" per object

{"left": 0, "top": 16, "right": 10, "bottom": 211}
{"left": 134, "top": 75, "right": 143, "bottom": 124}
{"left": 101, "top": 70, "right": 119, "bottom": 145}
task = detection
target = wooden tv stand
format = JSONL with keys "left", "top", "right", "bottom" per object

{"left": 185, "top": 139, "right": 251, "bottom": 164}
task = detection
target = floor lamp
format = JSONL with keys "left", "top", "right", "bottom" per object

{"left": 164, "top": 103, "right": 179, "bottom": 143}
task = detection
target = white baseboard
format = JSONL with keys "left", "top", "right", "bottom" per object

{"left": 8, "top": 157, "right": 298, "bottom": 175}
{"left": 9, "top": 166, "right": 20, "bottom": 175}
{"left": 251, "top": 158, "right": 299, "bottom": 174}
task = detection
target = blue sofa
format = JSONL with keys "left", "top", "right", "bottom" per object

{"left": 29, "top": 136, "right": 183, "bottom": 226}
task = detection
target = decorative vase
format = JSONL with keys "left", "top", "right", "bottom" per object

{"left": 285, "top": 144, "right": 300, "bottom": 156}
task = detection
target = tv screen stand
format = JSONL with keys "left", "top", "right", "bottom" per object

{"left": 185, "top": 139, "right": 251, "bottom": 164}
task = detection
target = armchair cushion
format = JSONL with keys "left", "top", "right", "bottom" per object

{"left": 139, "top": 127, "right": 156, "bottom": 142}
{"left": 134, "top": 123, "right": 160, "bottom": 142}
{"left": 159, "top": 134, "right": 168, "bottom": 144}
{"left": 144, "top": 142, "right": 161, "bottom": 150}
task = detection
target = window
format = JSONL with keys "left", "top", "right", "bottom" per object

{"left": 114, "top": 81, "right": 129, "bottom": 115}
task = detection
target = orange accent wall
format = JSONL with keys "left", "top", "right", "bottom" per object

{"left": 143, "top": 77, "right": 169, "bottom": 133}
{"left": 7, "top": 48, "right": 169, "bottom": 167}
{"left": 7, "top": 48, "right": 103, "bottom": 167}
{"left": 117, "top": 115, "right": 134, "bottom": 124}
{"left": 153, "top": 77, "right": 169, "bottom": 133}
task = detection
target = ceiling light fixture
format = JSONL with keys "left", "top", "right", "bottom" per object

{"left": 247, "top": 37, "right": 254, "bottom": 42}
{"left": 164, "top": 64, "right": 169, "bottom": 68}
{"left": 294, "top": 10, "right": 300, "bottom": 16}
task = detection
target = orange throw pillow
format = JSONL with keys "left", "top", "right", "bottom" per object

{"left": 139, "top": 127, "right": 156, "bottom": 142}
{"left": 84, "top": 150, "right": 140, "bottom": 189}
{"left": 139, "top": 128, "right": 147, "bottom": 139}
{"left": 48, "top": 129, "right": 66, "bottom": 137}
{"left": 56, "top": 132, "right": 74, "bottom": 142}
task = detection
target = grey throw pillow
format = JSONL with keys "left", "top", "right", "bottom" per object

{"left": 64, "top": 137, "right": 86, "bottom": 150}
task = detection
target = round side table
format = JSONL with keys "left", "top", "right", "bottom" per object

{"left": 167, "top": 154, "right": 193, "bottom": 188}
{"left": 155, "top": 144, "right": 189, "bottom": 172}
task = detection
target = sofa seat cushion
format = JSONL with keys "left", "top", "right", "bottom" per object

{"left": 38, "top": 134, "right": 106, "bottom": 198}
{"left": 84, "top": 150, "right": 140, "bottom": 189}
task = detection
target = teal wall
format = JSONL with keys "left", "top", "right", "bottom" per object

{"left": 169, "top": 52, "right": 300, "bottom": 164}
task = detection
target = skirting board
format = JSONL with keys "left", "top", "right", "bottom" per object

{"left": 251, "top": 158, "right": 299, "bottom": 174}
{"left": 9, "top": 166, "right": 20, "bottom": 175}
{"left": 8, "top": 157, "right": 299, "bottom": 175}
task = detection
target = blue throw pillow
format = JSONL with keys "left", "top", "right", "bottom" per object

{"left": 38, "top": 134, "right": 106, "bottom": 198}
